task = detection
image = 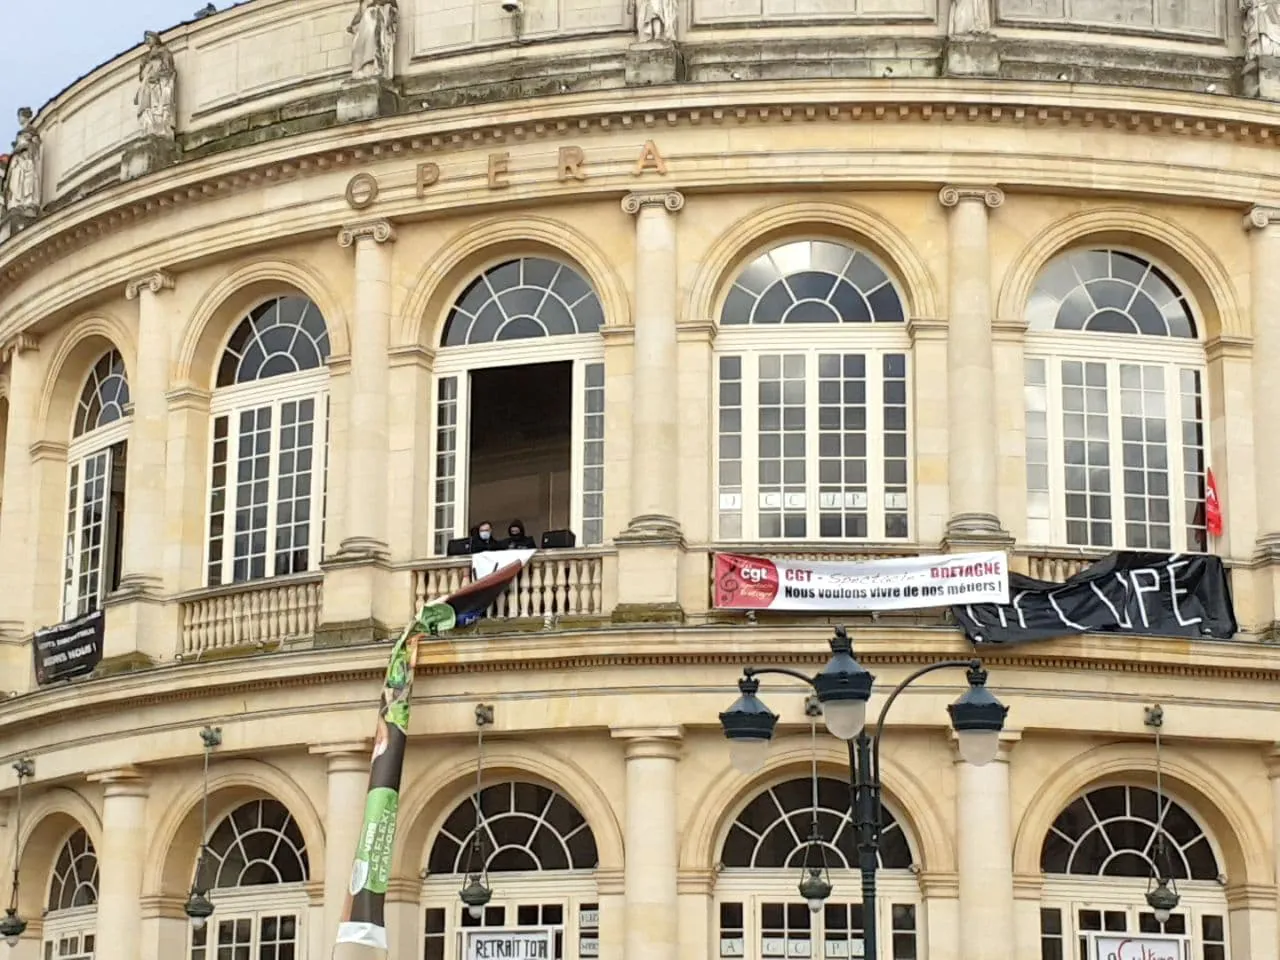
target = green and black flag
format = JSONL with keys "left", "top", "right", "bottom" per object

{"left": 335, "top": 553, "right": 532, "bottom": 950}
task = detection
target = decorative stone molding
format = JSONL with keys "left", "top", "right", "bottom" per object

{"left": 1265, "top": 743, "right": 1280, "bottom": 777}
{"left": 88, "top": 766, "right": 151, "bottom": 798}
{"left": 28, "top": 439, "right": 68, "bottom": 462}
{"left": 165, "top": 384, "right": 212, "bottom": 410}
{"left": 939, "top": 184, "right": 1004, "bottom": 209}
{"left": 1011, "top": 873, "right": 1044, "bottom": 899}
{"left": 139, "top": 894, "right": 188, "bottom": 921}
{"left": 386, "top": 877, "right": 421, "bottom": 902}
{"left": 621, "top": 190, "right": 684, "bottom": 215}
{"left": 124, "top": 270, "right": 175, "bottom": 300}
{"left": 612, "top": 725, "right": 684, "bottom": 760}
{"left": 387, "top": 343, "right": 435, "bottom": 369}
{"left": 1205, "top": 334, "right": 1253, "bottom": 362}
{"left": 326, "top": 352, "right": 353, "bottom": 375}
{"left": 337, "top": 218, "right": 396, "bottom": 247}
{"left": 594, "top": 868, "right": 625, "bottom": 896}
{"left": 1225, "top": 882, "right": 1277, "bottom": 910}
{"left": 1243, "top": 204, "right": 1280, "bottom": 231}
{"left": 906, "top": 317, "right": 947, "bottom": 342}
{"left": 918, "top": 870, "right": 960, "bottom": 898}
{"left": 0, "top": 332, "right": 39, "bottom": 362}
{"left": 309, "top": 740, "right": 372, "bottom": 774}
{"left": 676, "top": 869, "right": 716, "bottom": 896}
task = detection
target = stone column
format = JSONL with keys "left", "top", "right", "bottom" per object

{"left": 0, "top": 334, "right": 41, "bottom": 642}
{"left": 1246, "top": 208, "right": 1280, "bottom": 624}
{"left": 938, "top": 186, "right": 1010, "bottom": 547}
{"left": 612, "top": 727, "right": 681, "bottom": 960}
{"left": 1269, "top": 746, "right": 1280, "bottom": 957}
{"left": 118, "top": 272, "right": 175, "bottom": 595}
{"left": 955, "top": 734, "right": 1016, "bottom": 960}
{"left": 311, "top": 741, "right": 371, "bottom": 956}
{"left": 615, "top": 192, "right": 684, "bottom": 618}
{"left": 88, "top": 769, "right": 149, "bottom": 960}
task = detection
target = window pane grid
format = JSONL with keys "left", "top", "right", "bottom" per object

{"left": 233, "top": 407, "right": 273, "bottom": 583}
{"left": 206, "top": 416, "right": 229, "bottom": 587}
{"left": 62, "top": 442, "right": 123, "bottom": 621}
{"left": 1202, "top": 913, "right": 1226, "bottom": 960}
{"left": 61, "top": 462, "right": 80, "bottom": 619}
{"left": 432, "top": 376, "right": 459, "bottom": 555}
{"left": 717, "top": 357, "right": 744, "bottom": 539}
{"left": 581, "top": 363, "right": 605, "bottom": 547}
{"left": 881, "top": 355, "right": 909, "bottom": 539}
{"left": 760, "top": 902, "right": 810, "bottom": 958}
{"left": 1181, "top": 368, "right": 1208, "bottom": 551}
{"left": 1040, "top": 901, "right": 1230, "bottom": 960}
{"left": 757, "top": 354, "right": 807, "bottom": 540}
{"left": 817, "top": 354, "right": 867, "bottom": 539}
{"left": 1025, "top": 359, "right": 1052, "bottom": 544}
{"left": 272, "top": 399, "right": 316, "bottom": 577}
{"left": 1119, "top": 364, "right": 1171, "bottom": 550}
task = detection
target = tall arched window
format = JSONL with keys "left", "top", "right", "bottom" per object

{"left": 1038, "top": 785, "right": 1228, "bottom": 960}
{"left": 716, "top": 776, "right": 920, "bottom": 960}
{"left": 1023, "top": 249, "right": 1209, "bottom": 552}
{"left": 206, "top": 296, "right": 331, "bottom": 586}
{"left": 431, "top": 257, "right": 607, "bottom": 555}
{"left": 714, "top": 240, "right": 911, "bottom": 542}
{"left": 63, "top": 349, "right": 130, "bottom": 620}
{"left": 189, "top": 799, "right": 310, "bottom": 960}
{"left": 422, "top": 781, "right": 600, "bottom": 960}
{"left": 43, "top": 828, "right": 98, "bottom": 959}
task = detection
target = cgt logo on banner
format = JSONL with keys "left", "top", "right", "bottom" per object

{"left": 713, "top": 552, "right": 1009, "bottom": 611}
{"left": 1092, "top": 936, "right": 1184, "bottom": 960}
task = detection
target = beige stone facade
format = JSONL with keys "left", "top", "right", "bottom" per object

{"left": 2, "top": 2, "right": 1280, "bottom": 960}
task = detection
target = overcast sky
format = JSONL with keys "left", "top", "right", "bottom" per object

{"left": 0, "top": 0, "right": 206, "bottom": 144}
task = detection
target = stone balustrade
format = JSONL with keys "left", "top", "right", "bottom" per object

{"left": 410, "top": 548, "right": 609, "bottom": 622}
{"left": 178, "top": 573, "right": 323, "bottom": 656}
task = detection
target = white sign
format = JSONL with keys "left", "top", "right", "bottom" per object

{"left": 471, "top": 549, "right": 536, "bottom": 580}
{"left": 713, "top": 551, "right": 1010, "bottom": 611}
{"left": 1092, "top": 935, "right": 1186, "bottom": 960}
{"left": 463, "top": 928, "right": 554, "bottom": 960}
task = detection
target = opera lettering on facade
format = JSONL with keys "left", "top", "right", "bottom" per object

{"left": 344, "top": 140, "right": 670, "bottom": 210}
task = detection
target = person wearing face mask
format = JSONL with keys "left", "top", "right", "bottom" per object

{"left": 469, "top": 520, "right": 498, "bottom": 553}
{"left": 503, "top": 519, "right": 537, "bottom": 550}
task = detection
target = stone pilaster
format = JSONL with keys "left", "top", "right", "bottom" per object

{"left": 955, "top": 732, "right": 1018, "bottom": 960}
{"left": 615, "top": 192, "right": 685, "bottom": 620}
{"left": 1245, "top": 207, "right": 1280, "bottom": 632}
{"left": 613, "top": 727, "right": 682, "bottom": 960}
{"left": 0, "top": 334, "right": 40, "bottom": 643}
{"left": 938, "top": 185, "right": 1012, "bottom": 550}
{"left": 88, "top": 768, "right": 150, "bottom": 960}
{"left": 311, "top": 742, "right": 371, "bottom": 958}
{"left": 1267, "top": 746, "right": 1280, "bottom": 957}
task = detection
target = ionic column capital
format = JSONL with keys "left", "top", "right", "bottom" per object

{"left": 309, "top": 740, "right": 372, "bottom": 774}
{"left": 1244, "top": 205, "right": 1280, "bottom": 232}
{"left": 612, "top": 725, "right": 684, "bottom": 760}
{"left": 1265, "top": 743, "right": 1280, "bottom": 778}
{"left": 124, "top": 270, "right": 175, "bottom": 301}
{"left": 0, "top": 332, "right": 40, "bottom": 362}
{"left": 622, "top": 190, "right": 685, "bottom": 215}
{"left": 939, "top": 184, "right": 1004, "bottom": 209}
{"left": 338, "top": 218, "right": 396, "bottom": 247}
{"left": 88, "top": 767, "right": 150, "bottom": 798}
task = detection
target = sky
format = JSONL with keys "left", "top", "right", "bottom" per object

{"left": 0, "top": 0, "right": 209, "bottom": 145}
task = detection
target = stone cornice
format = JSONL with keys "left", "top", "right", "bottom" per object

{"left": 165, "top": 384, "right": 212, "bottom": 410}
{"left": 906, "top": 317, "right": 947, "bottom": 341}
{"left": 6, "top": 79, "right": 1280, "bottom": 317}
{"left": 387, "top": 343, "right": 435, "bottom": 369}
{"left": 1205, "top": 334, "right": 1253, "bottom": 362}
{"left": 124, "top": 270, "right": 175, "bottom": 300}
{"left": 326, "top": 353, "right": 353, "bottom": 375}
{"left": 28, "top": 439, "right": 68, "bottom": 462}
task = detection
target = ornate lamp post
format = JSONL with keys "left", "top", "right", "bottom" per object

{"left": 184, "top": 727, "right": 221, "bottom": 930}
{"left": 719, "top": 625, "right": 1009, "bottom": 960}
{"left": 459, "top": 704, "right": 494, "bottom": 920}
{"left": 0, "top": 759, "right": 34, "bottom": 949}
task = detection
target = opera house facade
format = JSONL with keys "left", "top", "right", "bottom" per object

{"left": 1, "top": 0, "right": 1279, "bottom": 958}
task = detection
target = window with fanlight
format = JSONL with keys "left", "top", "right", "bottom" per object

{"left": 430, "top": 257, "right": 607, "bottom": 555}
{"left": 1023, "top": 249, "right": 1209, "bottom": 552}
{"left": 62, "top": 350, "right": 130, "bottom": 621}
{"left": 715, "top": 776, "right": 921, "bottom": 960}
{"left": 42, "top": 829, "right": 98, "bottom": 960}
{"left": 714, "top": 239, "right": 912, "bottom": 542}
{"left": 205, "top": 296, "right": 331, "bottom": 586}
{"left": 188, "top": 798, "right": 310, "bottom": 960}
{"left": 421, "top": 781, "right": 600, "bottom": 960}
{"left": 1038, "top": 785, "right": 1228, "bottom": 960}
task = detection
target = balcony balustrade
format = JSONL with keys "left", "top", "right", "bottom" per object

{"left": 179, "top": 573, "right": 323, "bottom": 656}
{"left": 410, "top": 548, "right": 609, "bottom": 622}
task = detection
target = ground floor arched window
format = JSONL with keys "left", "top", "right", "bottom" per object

{"left": 421, "top": 781, "right": 600, "bottom": 960}
{"left": 188, "top": 798, "right": 310, "bottom": 960}
{"left": 43, "top": 828, "right": 98, "bottom": 959}
{"left": 715, "top": 776, "right": 922, "bottom": 959}
{"left": 1038, "top": 785, "right": 1228, "bottom": 960}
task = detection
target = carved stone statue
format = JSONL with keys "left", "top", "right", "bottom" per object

{"left": 349, "top": 0, "right": 399, "bottom": 82}
{"left": 1243, "top": 0, "right": 1280, "bottom": 60}
{"left": 4, "top": 108, "right": 42, "bottom": 215}
{"left": 136, "top": 31, "right": 178, "bottom": 140}
{"left": 949, "top": 0, "right": 991, "bottom": 36}
{"left": 630, "top": 0, "right": 677, "bottom": 43}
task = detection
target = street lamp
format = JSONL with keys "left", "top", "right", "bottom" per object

{"left": 460, "top": 704, "right": 495, "bottom": 919}
{"left": 1144, "top": 704, "right": 1181, "bottom": 926}
{"left": 719, "top": 625, "right": 1010, "bottom": 960}
{"left": 184, "top": 727, "right": 221, "bottom": 931}
{"left": 1, "top": 759, "right": 34, "bottom": 949}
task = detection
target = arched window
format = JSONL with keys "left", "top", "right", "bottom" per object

{"left": 1023, "top": 249, "right": 1208, "bottom": 552}
{"left": 206, "top": 296, "right": 331, "bottom": 586}
{"left": 421, "top": 782, "right": 600, "bottom": 960}
{"left": 431, "top": 258, "right": 607, "bottom": 557}
{"left": 714, "top": 240, "right": 911, "bottom": 542}
{"left": 43, "top": 829, "right": 98, "bottom": 960}
{"left": 63, "top": 349, "right": 130, "bottom": 621}
{"left": 715, "top": 777, "right": 920, "bottom": 960}
{"left": 189, "top": 799, "right": 309, "bottom": 960}
{"left": 1037, "top": 785, "right": 1229, "bottom": 960}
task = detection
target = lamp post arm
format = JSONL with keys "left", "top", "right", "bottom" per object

{"left": 743, "top": 666, "right": 818, "bottom": 688}
{"left": 869, "top": 658, "right": 980, "bottom": 785}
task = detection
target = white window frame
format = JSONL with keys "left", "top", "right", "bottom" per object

{"left": 205, "top": 370, "right": 329, "bottom": 586}
{"left": 1039, "top": 877, "right": 1230, "bottom": 960}
{"left": 186, "top": 887, "right": 308, "bottom": 960}
{"left": 420, "top": 874, "right": 599, "bottom": 960}
{"left": 713, "top": 326, "right": 914, "bottom": 544}
{"left": 62, "top": 416, "right": 130, "bottom": 622}
{"left": 41, "top": 906, "right": 96, "bottom": 960}
{"left": 1023, "top": 331, "right": 1208, "bottom": 553}
{"left": 429, "top": 335, "right": 606, "bottom": 554}
{"left": 713, "top": 873, "right": 923, "bottom": 960}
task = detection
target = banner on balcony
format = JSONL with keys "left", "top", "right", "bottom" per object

{"left": 335, "top": 554, "right": 532, "bottom": 951}
{"left": 713, "top": 551, "right": 1009, "bottom": 611}
{"left": 33, "top": 609, "right": 105, "bottom": 686}
{"left": 953, "top": 552, "right": 1237, "bottom": 645}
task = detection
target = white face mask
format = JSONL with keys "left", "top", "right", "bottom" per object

{"left": 479, "top": 530, "right": 491, "bottom": 540}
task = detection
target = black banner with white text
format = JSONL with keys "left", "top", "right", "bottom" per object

{"left": 953, "top": 552, "right": 1236, "bottom": 645}
{"left": 33, "top": 609, "right": 105, "bottom": 685}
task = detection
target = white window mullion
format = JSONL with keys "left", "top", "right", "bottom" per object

{"left": 264, "top": 398, "right": 284, "bottom": 580}
{"left": 1165, "top": 364, "right": 1190, "bottom": 553}
{"left": 313, "top": 391, "right": 329, "bottom": 568}
{"left": 1105, "top": 362, "right": 1126, "bottom": 551}
{"left": 804, "top": 354, "right": 821, "bottom": 537}
{"left": 867, "top": 353, "right": 887, "bottom": 541}
{"left": 456, "top": 373, "right": 472, "bottom": 544}
{"left": 744, "top": 358, "right": 761, "bottom": 541}
{"left": 569, "top": 360, "right": 587, "bottom": 543}
{"left": 1047, "top": 360, "right": 1066, "bottom": 547}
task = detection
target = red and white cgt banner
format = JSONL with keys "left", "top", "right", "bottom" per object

{"left": 713, "top": 551, "right": 1010, "bottom": 611}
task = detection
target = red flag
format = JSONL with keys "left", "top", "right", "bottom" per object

{"left": 1205, "top": 468, "right": 1223, "bottom": 538}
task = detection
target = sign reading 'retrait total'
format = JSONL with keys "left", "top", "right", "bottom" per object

{"left": 713, "top": 552, "right": 1009, "bottom": 612}
{"left": 463, "top": 929, "right": 555, "bottom": 960}
{"left": 1092, "top": 935, "right": 1186, "bottom": 960}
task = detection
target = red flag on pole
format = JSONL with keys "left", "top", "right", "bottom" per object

{"left": 1205, "top": 468, "right": 1224, "bottom": 538}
